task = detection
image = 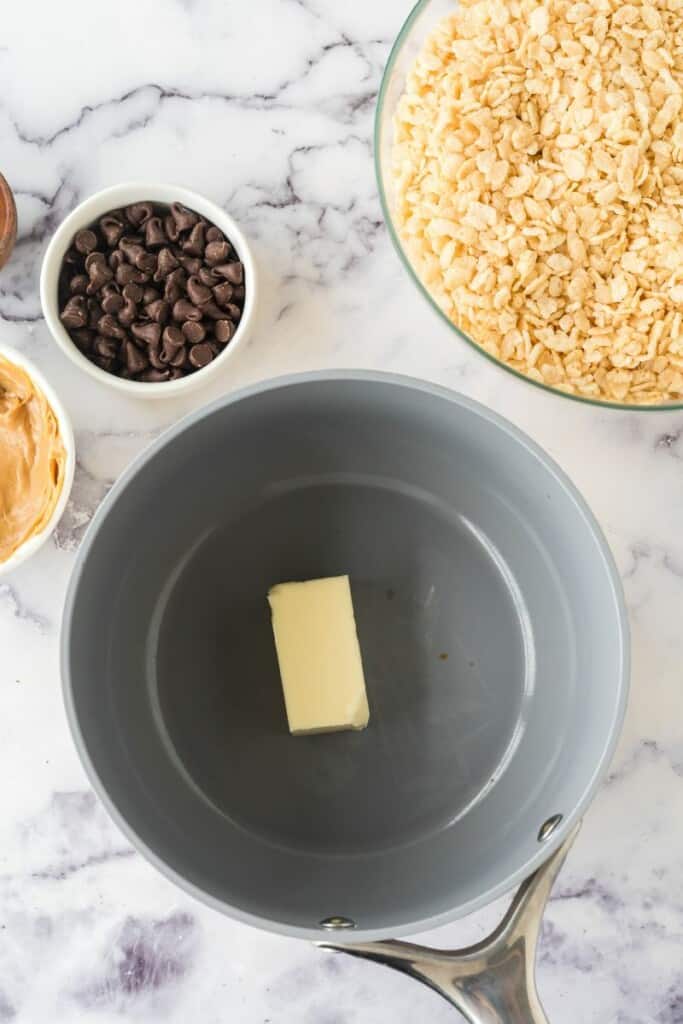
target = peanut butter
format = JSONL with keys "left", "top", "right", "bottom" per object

{"left": 0, "top": 354, "right": 67, "bottom": 563}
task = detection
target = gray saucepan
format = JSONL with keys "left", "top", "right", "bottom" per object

{"left": 62, "top": 372, "right": 629, "bottom": 1023}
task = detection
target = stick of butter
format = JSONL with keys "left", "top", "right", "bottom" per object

{"left": 267, "top": 575, "right": 370, "bottom": 735}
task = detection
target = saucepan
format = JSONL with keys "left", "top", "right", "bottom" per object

{"left": 62, "top": 372, "right": 629, "bottom": 1022}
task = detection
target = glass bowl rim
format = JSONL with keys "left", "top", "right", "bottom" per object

{"left": 373, "top": 0, "right": 683, "bottom": 412}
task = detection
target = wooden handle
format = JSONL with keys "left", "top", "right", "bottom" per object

{"left": 0, "top": 174, "right": 17, "bottom": 271}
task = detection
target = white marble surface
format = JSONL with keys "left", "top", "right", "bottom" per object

{"left": 0, "top": 1, "right": 681, "bottom": 1020}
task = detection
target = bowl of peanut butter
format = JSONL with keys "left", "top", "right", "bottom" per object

{"left": 0, "top": 344, "right": 74, "bottom": 573}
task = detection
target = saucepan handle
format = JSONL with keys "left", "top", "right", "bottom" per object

{"left": 318, "top": 825, "right": 580, "bottom": 1024}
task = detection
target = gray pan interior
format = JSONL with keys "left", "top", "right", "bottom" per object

{"left": 62, "top": 373, "right": 629, "bottom": 941}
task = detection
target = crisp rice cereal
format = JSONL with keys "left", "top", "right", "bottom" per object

{"left": 392, "top": 0, "right": 683, "bottom": 404}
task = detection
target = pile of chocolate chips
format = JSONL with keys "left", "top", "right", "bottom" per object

{"left": 58, "top": 201, "right": 245, "bottom": 382}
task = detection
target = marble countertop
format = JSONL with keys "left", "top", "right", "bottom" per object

{"left": 0, "top": 1, "right": 680, "bottom": 1020}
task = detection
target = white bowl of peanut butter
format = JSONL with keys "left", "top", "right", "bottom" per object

{"left": 0, "top": 344, "right": 74, "bottom": 573}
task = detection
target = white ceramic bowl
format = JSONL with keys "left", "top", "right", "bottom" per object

{"left": 0, "top": 343, "right": 75, "bottom": 574}
{"left": 40, "top": 183, "right": 257, "bottom": 399}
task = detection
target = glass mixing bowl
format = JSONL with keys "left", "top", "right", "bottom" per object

{"left": 374, "top": 0, "right": 680, "bottom": 411}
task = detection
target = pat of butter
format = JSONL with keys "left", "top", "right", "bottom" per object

{"left": 268, "top": 575, "right": 370, "bottom": 735}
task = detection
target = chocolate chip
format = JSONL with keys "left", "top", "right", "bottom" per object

{"left": 173, "top": 298, "right": 202, "bottom": 322}
{"left": 135, "top": 251, "right": 157, "bottom": 276}
{"left": 69, "top": 274, "right": 89, "bottom": 295}
{"left": 164, "top": 282, "right": 182, "bottom": 305}
{"left": 100, "top": 214, "right": 125, "bottom": 246}
{"left": 169, "top": 346, "right": 189, "bottom": 368}
{"left": 189, "top": 342, "right": 215, "bottom": 368}
{"left": 214, "top": 319, "right": 235, "bottom": 344}
{"left": 170, "top": 202, "right": 198, "bottom": 231}
{"left": 131, "top": 321, "right": 162, "bottom": 346}
{"left": 115, "top": 263, "right": 135, "bottom": 285}
{"left": 64, "top": 249, "right": 82, "bottom": 267}
{"left": 168, "top": 367, "right": 185, "bottom": 380}
{"left": 145, "top": 217, "right": 168, "bottom": 248}
{"left": 223, "top": 261, "right": 244, "bottom": 284}
{"left": 161, "top": 342, "right": 186, "bottom": 366}
{"left": 87, "top": 299, "right": 104, "bottom": 329}
{"left": 156, "top": 247, "right": 178, "bottom": 280}
{"left": 164, "top": 214, "right": 180, "bottom": 243}
{"left": 60, "top": 295, "right": 88, "bottom": 329}
{"left": 124, "top": 340, "right": 148, "bottom": 374}
{"left": 142, "top": 287, "right": 160, "bottom": 305}
{"left": 183, "top": 221, "right": 205, "bottom": 257}
{"left": 224, "top": 302, "right": 242, "bottom": 321}
{"left": 123, "top": 282, "right": 144, "bottom": 303}
{"left": 93, "top": 354, "right": 115, "bottom": 371}
{"left": 116, "top": 263, "right": 147, "bottom": 286}
{"left": 205, "top": 226, "right": 224, "bottom": 243}
{"left": 187, "top": 276, "right": 212, "bottom": 306}
{"left": 118, "top": 236, "right": 144, "bottom": 260}
{"left": 72, "top": 328, "right": 94, "bottom": 352}
{"left": 205, "top": 241, "right": 231, "bottom": 266}
{"left": 148, "top": 345, "right": 167, "bottom": 371}
{"left": 212, "top": 281, "right": 233, "bottom": 307}
{"left": 126, "top": 202, "right": 154, "bottom": 226}
{"left": 122, "top": 246, "right": 144, "bottom": 270}
{"left": 164, "top": 268, "right": 187, "bottom": 304}
{"left": 98, "top": 314, "right": 127, "bottom": 340}
{"left": 198, "top": 266, "right": 220, "bottom": 287}
{"left": 86, "top": 272, "right": 113, "bottom": 296}
{"left": 232, "top": 285, "right": 245, "bottom": 304}
{"left": 75, "top": 229, "right": 98, "bottom": 255}
{"left": 118, "top": 297, "right": 138, "bottom": 325}
{"left": 202, "top": 300, "right": 227, "bottom": 320}
{"left": 109, "top": 249, "right": 126, "bottom": 271}
{"left": 94, "top": 336, "right": 119, "bottom": 360}
{"left": 85, "top": 252, "right": 112, "bottom": 283}
{"left": 179, "top": 255, "right": 202, "bottom": 276}
{"left": 146, "top": 298, "right": 170, "bottom": 323}
{"left": 181, "top": 320, "right": 205, "bottom": 344}
{"left": 140, "top": 368, "right": 171, "bottom": 382}
{"left": 162, "top": 325, "right": 184, "bottom": 351}
{"left": 101, "top": 291, "right": 125, "bottom": 315}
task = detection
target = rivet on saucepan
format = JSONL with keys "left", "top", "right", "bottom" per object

{"left": 538, "top": 814, "right": 563, "bottom": 842}
{"left": 320, "top": 916, "right": 356, "bottom": 931}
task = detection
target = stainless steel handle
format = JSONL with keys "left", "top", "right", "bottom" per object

{"left": 318, "top": 826, "right": 579, "bottom": 1024}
